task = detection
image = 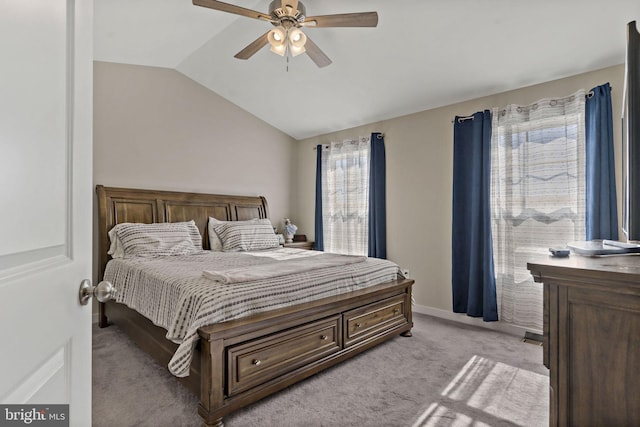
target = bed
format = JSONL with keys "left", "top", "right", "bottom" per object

{"left": 96, "top": 185, "right": 414, "bottom": 427}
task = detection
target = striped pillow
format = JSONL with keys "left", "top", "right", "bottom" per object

{"left": 213, "top": 219, "right": 279, "bottom": 252}
{"left": 184, "top": 220, "right": 203, "bottom": 250}
{"left": 113, "top": 222, "right": 198, "bottom": 258}
{"left": 109, "top": 220, "right": 203, "bottom": 258}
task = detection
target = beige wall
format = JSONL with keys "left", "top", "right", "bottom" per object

{"left": 92, "top": 61, "right": 625, "bottom": 322}
{"left": 93, "top": 61, "right": 296, "bottom": 284}
{"left": 292, "top": 65, "right": 625, "bottom": 316}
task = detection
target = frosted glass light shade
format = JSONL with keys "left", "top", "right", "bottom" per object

{"left": 268, "top": 26, "right": 287, "bottom": 56}
{"left": 288, "top": 28, "right": 307, "bottom": 57}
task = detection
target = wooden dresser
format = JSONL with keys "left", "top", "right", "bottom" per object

{"left": 527, "top": 255, "right": 640, "bottom": 426}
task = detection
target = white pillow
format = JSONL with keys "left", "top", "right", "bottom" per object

{"left": 207, "top": 217, "right": 225, "bottom": 251}
{"left": 107, "top": 227, "right": 125, "bottom": 258}
{"left": 213, "top": 219, "right": 279, "bottom": 252}
{"left": 111, "top": 222, "right": 197, "bottom": 258}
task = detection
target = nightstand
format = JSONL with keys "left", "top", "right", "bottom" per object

{"left": 283, "top": 241, "right": 315, "bottom": 250}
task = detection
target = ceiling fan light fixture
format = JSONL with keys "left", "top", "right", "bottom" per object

{"left": 269, "top": 43, "right": 287, "bottom": 56}
{"left": 289, "top": 28, "right": 306, "bottom": 45}
{"left": 289, "top": 44, "right": 306, "bottom": 57}
{"left": 268, "top": 26, "right": 286, "bottom": 44}
{"left": 288, "top": 28, "right": 307, "bottom": 56}
{"left": 267, "top": 26, "right": 287, "bottom": 56}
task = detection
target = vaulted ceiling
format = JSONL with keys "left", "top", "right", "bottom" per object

{"left": 95, "top": 0, "right": 640, "bottom": 140}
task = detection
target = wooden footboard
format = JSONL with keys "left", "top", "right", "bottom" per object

{"left": 102, "top": 278, "right": 413, "bottom": 427}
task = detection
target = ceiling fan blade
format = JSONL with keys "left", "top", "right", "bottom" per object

{"left": 304, "top": 36, "right": 332, "bottom": 68}
{"left": 234, "top": 31, "right": 270, "bottom": 60}
{"left": 281, "top": 0, "right": 299, "bottom": 14}
{"left": 193, "top": 0, "right": 272, "bottom": 22}
{"left": 303, "top": 12, "right": 378, "bottom": 28}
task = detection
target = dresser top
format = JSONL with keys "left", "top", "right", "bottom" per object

{"left": 528, "top": 253, "right": 640, "bottom": 288}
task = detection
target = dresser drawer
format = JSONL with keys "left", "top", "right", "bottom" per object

{"left": 343, "top": 295, "right": 407, "bottom": 347}
{"left": 227, "top": 316, "right": 341, "bottom": 395}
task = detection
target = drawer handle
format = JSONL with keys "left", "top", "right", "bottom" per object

{"left": 355, "top": 323, "right": 361, "bottom": 328}
{"left": 320, "top": 335, "right": 328, "bottom": 340}
{"left": 252, "top": 359, "right": 261, "bottom": 366}
{"left": 393, "top": 308, "right": 400, "bottom": 314}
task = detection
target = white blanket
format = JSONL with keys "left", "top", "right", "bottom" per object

{"left": 203, "top": 252, "right": 366, "bottom": 284}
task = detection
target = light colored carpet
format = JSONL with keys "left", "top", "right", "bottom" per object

{"left": 92, "top": 313, "right": 548, "bottom": 427}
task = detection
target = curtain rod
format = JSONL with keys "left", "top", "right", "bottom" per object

{"left": 312, "top": 133, "right": 384, "bottom": 150}
{"left": 451, "top": 85, "right": 610, "bottom": 124}
{"left": 451, "top": 115, "right": 475, "bottom": 124}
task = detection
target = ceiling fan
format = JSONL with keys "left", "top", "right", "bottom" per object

{"left": 193, "top": 0, "right": 378, "bottom": 68}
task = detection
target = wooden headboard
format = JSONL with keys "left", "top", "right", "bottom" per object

{"left": 96, "top": 185, "right": 269, "bottom": 279}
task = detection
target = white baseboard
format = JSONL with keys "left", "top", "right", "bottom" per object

{"left": 412, "top": 303, "right": 540, "bottom": 337}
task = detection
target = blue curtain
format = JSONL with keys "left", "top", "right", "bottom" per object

{"left": 452, "top": 111, "right": 498, "bottom": 321}
{"left": 585, "top": 83, "right": 619, "bottom": 240}
{"left": 314, "top": 144, "right": 324, "bottom": 251}
{"left": 368, "top": 132, "right": 386, "bottom": 258}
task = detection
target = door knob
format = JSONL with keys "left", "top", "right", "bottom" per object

{"left": 79, "top": 279, "right": 116, "bottom": 305}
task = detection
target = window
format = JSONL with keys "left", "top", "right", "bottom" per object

{"left": 491, "top": 91, "right": 586, "bottom": 331}
{"left": 320, "top": 137, "right": 370, "bottom": 255}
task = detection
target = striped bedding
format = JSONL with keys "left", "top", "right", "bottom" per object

{"left": 103, "top": 248, "right": 403, "bottom": 377}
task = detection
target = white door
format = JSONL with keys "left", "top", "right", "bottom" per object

{"left": 0, "top": 0, "right": 93, "bottom": 426}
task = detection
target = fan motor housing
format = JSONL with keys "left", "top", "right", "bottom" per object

{"left": 269, "top": 1, "right": 306, "bottom": 24}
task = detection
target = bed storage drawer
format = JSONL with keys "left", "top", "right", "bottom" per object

{"left": 343, "top": 295, "right": 407, "bottom": 347}
{"left": 227, "top": 316, "right": 341, "bottom": 395}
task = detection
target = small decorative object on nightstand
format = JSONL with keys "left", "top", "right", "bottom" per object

{"left": 283, "top": 218, "right": 297, "bottom": 243}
